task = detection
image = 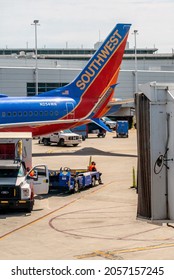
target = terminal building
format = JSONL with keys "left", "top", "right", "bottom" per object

{"left": 1, "top": 43, "right": 174, "bottom": 122}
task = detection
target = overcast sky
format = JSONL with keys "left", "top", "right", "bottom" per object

{"left": 0, "top": 0, "right": 174, "bottom": 53}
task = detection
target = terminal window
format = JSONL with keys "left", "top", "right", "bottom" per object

{"left": 27, "top": 82, "right": 68, "bottom": 96}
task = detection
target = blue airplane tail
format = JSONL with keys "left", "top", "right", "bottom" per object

{"left": 40, "top": 23, "right": 131, "bottom": 103}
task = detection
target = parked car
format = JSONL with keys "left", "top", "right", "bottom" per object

{"left": 38, "top": 129, "right": 82, "bottom": 146}
{"left": 101, "top": 116, "right": 117, "bottom": 130}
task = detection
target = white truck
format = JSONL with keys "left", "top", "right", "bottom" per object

{"left": 0, "top": 132, "right": 49, "bottom": 213}
{"left": 39, "top": 129, "right": 82, "bottom": 147}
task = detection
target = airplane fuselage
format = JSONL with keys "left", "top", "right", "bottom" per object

{"left": 0, "top": 96, "right": 77, "bottom": 136}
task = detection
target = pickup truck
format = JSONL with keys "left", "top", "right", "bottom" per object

{"left": 39, "top": 129, "right": 82, "bottom": 147}
{"left": 101, "top": 116, "right": 117, "bottom": 130}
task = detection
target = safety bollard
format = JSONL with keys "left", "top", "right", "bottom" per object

{"left": 131, "top": 166, "right": 136, "bottom": 188}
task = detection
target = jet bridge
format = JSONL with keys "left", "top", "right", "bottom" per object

{"left": 136, "top": 82, "right": 174, "bottom": 224}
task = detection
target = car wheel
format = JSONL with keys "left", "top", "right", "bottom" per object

{"left": 43, "top": 138, "right": 50, "bottom": 146}
{"left": 74, "top": 181, "right": 80, "bottom": 192}
{"left": 59, "top": 139, "right": 65, "bottom": 146}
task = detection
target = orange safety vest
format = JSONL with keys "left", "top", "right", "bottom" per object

{"left": 89, "top": 164, "right": 97, "bottom": 171}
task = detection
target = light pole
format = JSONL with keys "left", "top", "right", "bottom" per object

{"left": 32, "top": 20, "right": 39, "bottom": 95}
{"left": 133, "top": 30, "right": 138, "bottom": 92}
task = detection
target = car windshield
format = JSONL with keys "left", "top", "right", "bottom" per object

{"left": 63, "top": 129, "right": 72, "bottom": 134}
{"left": 103, "top": 117, "right": 111, "bottom": 121}
{"left": 0, "top": 165, "right": 25, "bottom": 178}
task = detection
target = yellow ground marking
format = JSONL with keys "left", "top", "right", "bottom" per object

{"left": 76, "top": 243, "right": 174, "bottom": 259}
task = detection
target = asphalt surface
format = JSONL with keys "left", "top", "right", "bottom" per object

{"left": 1, "top": 129, "right": 174, "bottom": 260}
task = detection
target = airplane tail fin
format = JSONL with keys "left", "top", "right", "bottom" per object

{"left": 61, "top": 23, "right": 131, "bottom": 99}
{"left": 39, "top": 23, "right": 131, "bottom": 120}
{"left": 40, "top": 23, "right": 131, "bottom": 101}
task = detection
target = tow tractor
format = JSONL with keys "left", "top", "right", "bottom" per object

{"left": 48, "top": 167, "right": 102, "bottom": 193}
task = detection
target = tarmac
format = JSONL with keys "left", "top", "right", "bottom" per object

{"left": 1, "top": 129, "right": 174, "bottom": 260}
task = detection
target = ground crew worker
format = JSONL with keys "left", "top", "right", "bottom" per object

{"left": 29, "top": 169, "right": 35, "bottom": 177}
{"left": 88, "top": 161, "right": 103, "bottom": 184}
{"left": 89, "top": 161, "right": 97, "bottom": 171}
